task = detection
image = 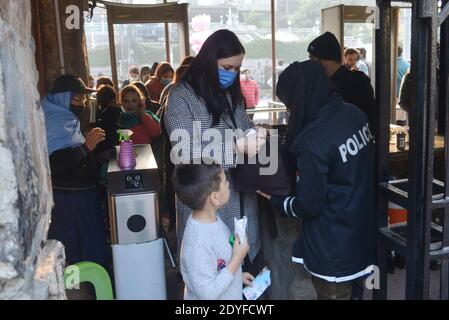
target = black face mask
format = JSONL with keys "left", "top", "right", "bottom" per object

{"left": 70, "top": 104, "right": 84, "bottom": 116}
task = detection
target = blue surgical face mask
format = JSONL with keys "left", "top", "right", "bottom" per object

{"left": 160, "top": 78, "right": 172, "bottom": 87}
{"left": 218, "top": 68, "right": 237, "bottom": 89}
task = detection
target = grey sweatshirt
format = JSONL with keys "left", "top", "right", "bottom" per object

{"left": 180, "top": 215, "right": 243, "bottom": 300}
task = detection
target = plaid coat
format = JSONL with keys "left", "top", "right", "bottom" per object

{"left": 164, "top": 81, "right": 261, "bottom": 261}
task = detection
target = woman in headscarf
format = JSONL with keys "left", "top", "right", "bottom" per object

{"left": 258, "top": 60, "right": 376, "bottom": 300}
{"left": 43, "top": 74, "right": 109, "bottom": 269}
{"left": 145, "top": 62, "right": 175, "bottom": 103}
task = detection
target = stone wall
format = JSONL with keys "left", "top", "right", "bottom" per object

{"left": 0, "top": 0, "right": 66, "bottom": 299}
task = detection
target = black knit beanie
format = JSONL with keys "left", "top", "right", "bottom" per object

{"left": 307, "top": 32, "right": 342, "bottom": 62}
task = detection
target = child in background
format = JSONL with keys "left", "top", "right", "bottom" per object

{"left": 95, "top": 84, "right": 121, "bottom": 154}
{"left": 118, "top": 84, "right": 161, "bottom": 145}
{"left": 172, "top": 162, "right": 254, "bottom": 300}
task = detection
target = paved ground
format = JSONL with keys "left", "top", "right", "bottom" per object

{"left": 163, "top": 217, "right": 184, "bottom": 300}
{"left": 163, "top": 217, "right": 445, "bottom": 301}
{"left": 67, "top": 216, "right": 445, "bottom": 300}
{"left": 364, "top": 263, "right": 442, "bottom": 300}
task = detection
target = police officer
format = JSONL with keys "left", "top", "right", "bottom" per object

{"left": 307, "top": 32, "right": 377, "bottom": 136}
{"left": 258, "top": 60, "right": 376, "bottom": 300}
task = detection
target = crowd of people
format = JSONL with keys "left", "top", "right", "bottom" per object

{"left": 41, "top": 28, "right": 388, "bottom": 301}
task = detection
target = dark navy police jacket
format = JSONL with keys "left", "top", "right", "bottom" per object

{"left": 271, "top": 96, "right": 376, "bottom": 281}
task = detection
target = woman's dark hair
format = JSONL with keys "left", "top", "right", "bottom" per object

{"left": 180, "top": 55, "right": 195, "bottom": 66}
{"left": 178, "top": 29, "right": 246, "bottom": 125}
{"left": 150, "top": 62, "right": 159, "bottom": 77}
{"left": 132, "top": 81, "right": 150, "bottom": 100}
{"left": 96, "top": 84, "right": 116, "bottom": 110}
{"left": 155, "top": 62, "right": 174, "bottom": 80}
{"left": 96, "top": 76, "right": 114, "bottom": 89}
{"left": 174, "top": 65, "right": 190, "bottom": 83}
{"left": 174, "top": 56, "right": 195, "bottom": 83}
{"left": 133, "top": 81, "right": 159, "bottom": 112}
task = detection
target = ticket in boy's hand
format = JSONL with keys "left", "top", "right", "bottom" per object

{"left": 234, "top": 217, "right": 247, "bottom": 244}
{"left": 243, "top": 267, "right": 271, "bottom": 300}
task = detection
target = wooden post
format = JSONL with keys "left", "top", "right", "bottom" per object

{"left": 36, "top": 0, "right": 90, "bottom": 92}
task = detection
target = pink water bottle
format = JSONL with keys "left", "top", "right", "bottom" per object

{"left": 117, "top": 130, "right": 136, "bottom": 170}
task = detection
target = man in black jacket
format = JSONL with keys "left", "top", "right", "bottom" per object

{"left": 307, "top": 32, "right": 377, "bottom": 136}
{"left": 259, "top": 61, "right": 376, "bottom": 300}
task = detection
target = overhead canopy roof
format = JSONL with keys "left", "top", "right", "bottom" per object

{"left": 99, "top": 0, "right": 188, "bottom": 24}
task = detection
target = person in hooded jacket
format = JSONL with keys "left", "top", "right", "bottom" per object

{"left": 43, "top": 74, "right": 109, "bottom": 269}
{"left": 258, "top": 60, "right": 377, "bottom": 300}
{"left": 145, "top": 62, "right": 175, "bottom": 103}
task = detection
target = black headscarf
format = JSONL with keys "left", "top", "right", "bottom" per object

{"left": 276, "top": 60, "right": 335, "bottom": 148}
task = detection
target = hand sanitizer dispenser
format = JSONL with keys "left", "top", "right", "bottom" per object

{"left": 107, "top": 143, "right": 167, "bottom": 300}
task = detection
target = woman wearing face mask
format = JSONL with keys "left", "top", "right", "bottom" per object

{"left": 118, "top": 84, "right": 162, "bottom": 145}
{"left": 42, "top": 75, "right": 109, "bottom": 270}
{"left": 145, "top": 62, "right": 175, "bottom": 102}
{"left": 164, "top": 29, "right": 265, "bottom": 275}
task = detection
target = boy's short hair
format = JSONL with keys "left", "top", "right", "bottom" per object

{"left": 172, "top": 161, "right": 223, "bottom": 211}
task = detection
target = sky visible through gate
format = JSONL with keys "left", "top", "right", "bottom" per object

{"left": 84, "top": 0, "right": 411, "bottom": 126}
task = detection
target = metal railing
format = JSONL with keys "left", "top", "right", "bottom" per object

{"left": 246, "top": 101, "right": 288, "bottom": 125}
{"left": 375, "top": 0, "right": 449, "bottom": 300}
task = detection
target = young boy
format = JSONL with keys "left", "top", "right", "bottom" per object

{"left": 172, "top": 162, "right": 254, "bottom": 300}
